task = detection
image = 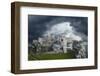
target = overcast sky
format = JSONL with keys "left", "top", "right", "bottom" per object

{"left": 28, "top": 15, "right": 88, "bottom": 43}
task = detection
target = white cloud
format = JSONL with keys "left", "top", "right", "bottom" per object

{"left": 43, "top": 22, "right": 86, "bottom": 41}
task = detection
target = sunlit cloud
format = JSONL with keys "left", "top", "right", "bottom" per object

{"left": 43, "top": 22, "right": 85, "bottom": 41}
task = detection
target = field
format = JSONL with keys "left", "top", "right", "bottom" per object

{"left": 28, "top": 52, "right": 75, "bottom": 60}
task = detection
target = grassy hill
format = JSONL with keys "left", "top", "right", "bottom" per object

{"left": 28, "top": 52, "right": 75, "bottom": 60}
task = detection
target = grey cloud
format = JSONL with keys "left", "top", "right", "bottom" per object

{"left": 28, "top": 15, "right": 88, "bottom": 43}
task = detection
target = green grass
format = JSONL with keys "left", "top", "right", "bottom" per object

{"left": 28, "top": 52, "right": 75, "bottom": 61}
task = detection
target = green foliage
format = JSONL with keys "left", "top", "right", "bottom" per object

{"left": 28, "top": 52, "right": 75, "bottom": 60}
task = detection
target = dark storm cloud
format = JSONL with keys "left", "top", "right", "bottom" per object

{"left": 28, "top": 15, "right": 88, "bottom": 43}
